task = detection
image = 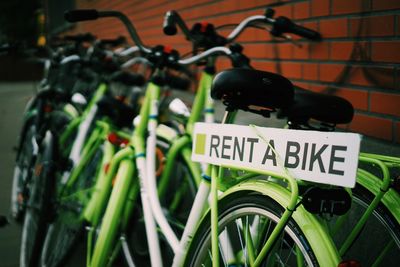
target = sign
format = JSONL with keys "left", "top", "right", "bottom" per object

{"left": 192, "top": 123, "right": 361, "bottom": 188}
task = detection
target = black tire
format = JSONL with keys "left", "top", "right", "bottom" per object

{"left": 184, "top": 192, "right": 319, "bottom": 267}
{"left": 20, "top": 131, "right": 55, "bottom": 267}
{"left": 11, "top": 123, "right": 37, "bottom": 222}
{"left": 39, "top": 144, "right": 105, "bottom": 267}
{"left": 333, "top": 184, "right": 400, "bottom": 267}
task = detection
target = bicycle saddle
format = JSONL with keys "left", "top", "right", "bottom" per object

{"left": 279, "top": 86, "right": 354, "bottom": 126}
{"left": 211, "top": 68, "right": 294, "bottom": 113}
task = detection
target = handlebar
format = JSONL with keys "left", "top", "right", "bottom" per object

{"left": 162, "top": 8, "right": 321, "bottom": 46}
{"left": 64, "top": 8, "right": 320, "bottom": 71}
{"left": 178, "top": 47, "right": 232, "bottom": 65}
{"left": 163, "top": 10, "right": 192, "bottom": 37}
{"left": 270, "top": 16, "right": 321, "bottom": 40}
{"left": 65, "top": 9, "right": 151, "bottom": 54}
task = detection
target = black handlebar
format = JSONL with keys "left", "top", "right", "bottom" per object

{"left": 271, "top": 16, "right": 321, "bottom": 40}
{"left": 163, "top": 10, "right": 178, "bottom": 35}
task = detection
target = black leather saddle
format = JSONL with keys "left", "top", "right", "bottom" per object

{"left": 211, "top": 68, "right": 294, "bottom": 114}
{"left": 280, "top": 86, "right": 354, "bottom": 126}
{"left": 211, "top": 68, "right": 354, "bottom": 127}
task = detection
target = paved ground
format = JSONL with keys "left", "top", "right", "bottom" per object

{"left": 0, "top": 82, "right": 39, "bottom": 267}
{"left": 0, "top": 82, "right": 399, "bottom": 267}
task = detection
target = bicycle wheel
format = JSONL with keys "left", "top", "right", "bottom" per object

{"left": 184, "top": 192, "right": 319, "bottom": 267}
{"left": 333, "top": 184, "right": 400, "bottom": 266}
{"left": 40, "top": 144, "right": 105, "bottom": 267}
{"left": 11, "top": 123, "right": 36, "bottom": 222}
{"left": 20, "top": 131, "right": 55, "bottom": 267}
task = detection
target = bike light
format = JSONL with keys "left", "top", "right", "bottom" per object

{"left": 108, "top": 132, "right": 129, "bottom": 147}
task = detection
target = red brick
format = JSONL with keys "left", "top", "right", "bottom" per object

{"left": 281, "top": 62, "right": 302, "bottom": 79}
{"left": 240, "top": 43, "right": 273, "bottom": 58}
{"left": 273, "top": 4, "right": 293, "bottom": 18}
{"left": 332, "top": 0, "right": 370, "bottom": 15}
{"left": 330, "top": 42, "right": 355, "bottom": 61}
{"left": 333, "top": 87, "right": 369, "bottom": 110}
{"left": 353, "top": 66, "right": 395, "bottom": 88}
{"left": 303, "top": 63, "right": 318, "bottom": 80}
{"left": 293, "top": 43, "right": 310, "bottom": 59}
{"left": 236, "top": 0, "right": 271, "bottom": 10}
{"left": 294, "top": 81, "right": 311, "bottom": 90}
{"left": 371, "top": 41, "right": 400, "bottom": 62}
{"left": 319, "top": 64, "right": 344, "bottom": 82}
{"left": 307, "top": 85, "right": 368, "bottom": 111}
{"left": 370, "top": 92, "right": 400, "bottom": 116}
{"left": 309, "top": 84, "right": 326, "bottom": 93}
{"left": 275, "top": 43, "right": 293, "bottom": 59}
{"left": 349, "top": 114, "right": 393, "bottom": 140}
{"left": 311, "top": 0, "right": 330, "bottom": 17}
{"left": 319, "top": 18, "right": 348, "bottom": 38}
{"left": 236, "top": 28, "right": 272, "bottom": 43}
{"left": 302, "top": 21, "right": 319, "bottom": 33}
{"left": 372, "top": 0, "right": 400, "bottom": 10}
{"left": 252, "top": 61, "right": 278, "bottom": 73}
{"left": 349, "top": 15, "right": 395, "bottom": 37}
{"left": 331, "top": 41, "right": 370, "bottom": 62}
{"left": 215, "top": 58, "right": 231, "bottom": 72}
{"left": 294, "top": 2, "right": 310, "bottom": 20}
{"left": 348, "top": 67, "right": 372, "bottom": 87}
{"left": 310, "top": 42, "right": 329, "bottom": 60}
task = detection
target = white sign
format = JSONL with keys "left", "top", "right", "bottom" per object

{"left": 192, "top": 123, "right": 361, "bottom": 188}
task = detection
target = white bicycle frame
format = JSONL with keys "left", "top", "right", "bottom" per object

{"left": 129, "top": 77, "right": 216, "bottom": 267}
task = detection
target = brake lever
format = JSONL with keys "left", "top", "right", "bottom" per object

{"left": 280, "top": 34, "right": 303, "bottom": 48}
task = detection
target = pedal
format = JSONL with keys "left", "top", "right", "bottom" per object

{"left": 302, "top": 187, "right": 351, "bottom": 216}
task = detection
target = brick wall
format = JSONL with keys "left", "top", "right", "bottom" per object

{"left": 68, "top": 0, "right": 400, "bottom": 143}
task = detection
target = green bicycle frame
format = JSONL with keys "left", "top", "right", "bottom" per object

{"left": 158, "top": 70, "right": 214, "bottom": 200}
{"left": 337, "top": 153, "right": 400, "bottom": 258}
{"left": 200, "top": 110, "right": 341, "bottom": 266}
{"left": 59, "top": 82, "right": 108, "bottom": 151}
{"left": 90, "top": 80, "right": 161, "bottom": 267}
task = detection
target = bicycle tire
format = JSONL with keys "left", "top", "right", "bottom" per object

{"left": 184, "top": 192, "right": 319, "bottom": 267}
{"left": 39, "top": 144, "right": 105, "bottom": 267}
{"left": 20, "top": 131, "right": 55, "bottom": 267}
{"left": 334, "top": 184, "right": 400, "bottom": 266}
{"left": 11, "top": 123, "right": 36, "bottom": 222}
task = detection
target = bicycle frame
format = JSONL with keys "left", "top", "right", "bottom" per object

{"left": 89, "top": 67, "right": 216, "bottom": 266}
{"left": 335, "top": 153, "right": 400, "bottom": 260}
{"left": 177, "top": 110, "right": 343, "bottom": 266}
{"left": 59, "top": 82, "right": 108, "bottom": 164}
